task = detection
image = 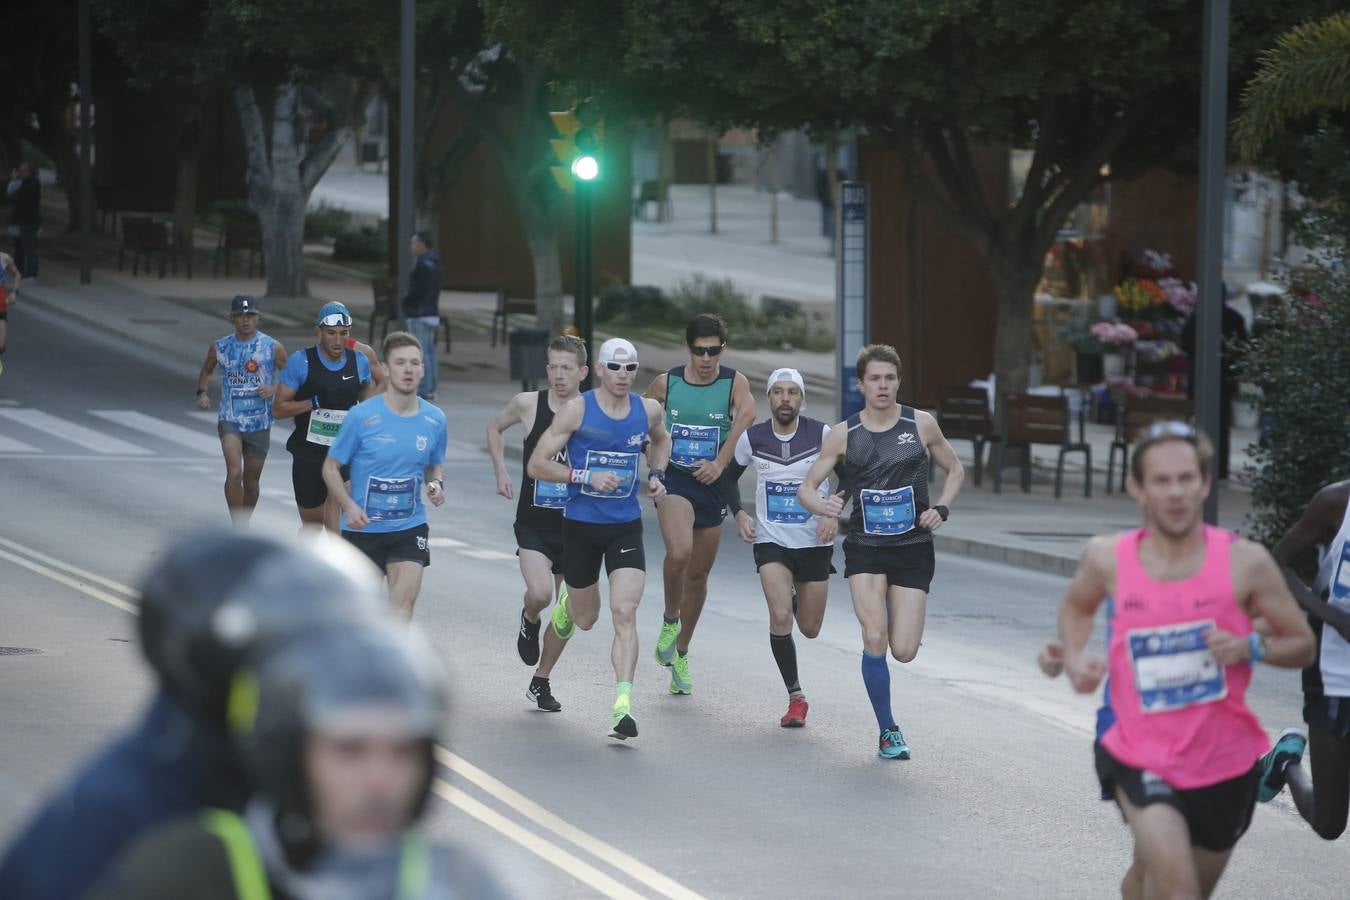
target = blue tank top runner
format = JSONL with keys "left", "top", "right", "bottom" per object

{"left": 564, "top": 391, "right": 650, "bottom": 525}
{"left": 216, "top": 333, "right": 279, "bottom": 432}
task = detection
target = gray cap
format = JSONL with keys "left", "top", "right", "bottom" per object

{"left": 230, "top": 294, "right": 260, "bottom": 316}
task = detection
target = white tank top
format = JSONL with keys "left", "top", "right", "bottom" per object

{"left": 1313, "top": 497, "right": 1350, "bottom": 697}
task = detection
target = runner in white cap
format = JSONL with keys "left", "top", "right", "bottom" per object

{"left": 722, "top": 367, "right": 843, "bottom": 727}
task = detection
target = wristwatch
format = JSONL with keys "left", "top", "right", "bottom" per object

{"left": 649, "top": 469, "right": 666, "bottom": 482}
{"left": 1248, "top": 633, "right": 1268, "bottom": 664}
{"left": 196, "top": 389, "right": 207, "bottom": 397}
{"left": 429, "top": 478, "right": 445, "bottom": 493}
{"left": 934, "top": 504, "right": 950, "bottom": 522}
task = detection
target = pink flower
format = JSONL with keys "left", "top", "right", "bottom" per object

{"left": 1090, "top": 321, "right": 1139, "bottom": 346}
{"left": 1158, "top": 277, "right": 1197, "bottom": 315}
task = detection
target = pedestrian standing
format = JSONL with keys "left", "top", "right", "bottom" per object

{"left": 401, "top": 231, "right": 442, "bottom": 401}
{"left": 6, "top": 162, "right": 40, "bottom": 279}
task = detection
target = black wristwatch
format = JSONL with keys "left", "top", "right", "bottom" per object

{"left": 648, "top": 469, "right": 665, "bottom": 482}
{"left": 934, "top": 505, "right": 950, "bottom": 522}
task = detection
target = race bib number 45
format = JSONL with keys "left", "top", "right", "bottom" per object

{"left": 364, "top": 476, "right": 417, "bottom": 521}
{"left": 670, "top": 423, "right": 719, "bottom": 468}
{"left": 860, "top": 486, "right": 915, "bottom": 536}
{"left": 305, "top": 408, "right": 348, "bottom": 446}
{"left": 1128, "top": 620, "right": 1227, "bottom": 713}
{"left": 581, "top": 450, "right": 638, "bottom": 499}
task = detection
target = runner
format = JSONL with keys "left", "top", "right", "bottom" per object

{"left": 487, "top": 334, "right": 588, "bottom": 712}
{"left": 1256, "top": 478, "right": 1350, "bottom": 840}
{"left": 527, "top": 338, "right": 670, "bottom": 738}
{"left": 797, "top": 344, "right": 965, "bottom": 759}
{"left": 273, "top": 301, "right": 377, "bottom": 532}
{"left": 194, "top": 295, "right": 286, "bottom": 527}
{"left": 324, "top": 331, "right": 448, "bottom": 621}
{"left": 722, "top": 367, "right": 840, "bottom": 727}
{"left": 1056, "top": 422, "right": 1314, "bottom": 899}
{"left": 0, "top": 250, "right": 19, "bottom": 377}
{"left": 644, "top": 313, "right": 754, "bottom": 695}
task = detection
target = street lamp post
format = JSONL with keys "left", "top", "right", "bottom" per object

{"left": 78, "top": 0, "right": 93, "bottom": 285}
{"left": 395, "top": 0, "right": 415, "bottom": 303}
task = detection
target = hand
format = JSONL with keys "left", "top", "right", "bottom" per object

{"left": 693, "top": 458, "right": 725, "bottom": 485}
{"left": 257, "top": 384, "right": 276, "bottom": 400}
{"left": 344, "top": 501, "right": 369, "bottom": 530}
{"left": 648, "top": 474, "right": 667, "bottom": 502}
{"left": 496, "top": 472, "right": 514, "bottom": 499}
{"left": 822, "top": 490, "right": 846, "bottom": 518}
{"left": 195, "top": 392, "right": 210, "bottom": 410}
{"left": 590, "top": 471, "right": 622, "bottom": 493}
{"left": 814, "top": 514, "right": 838, "bottom": 544}
{"left": 1065, "top": 653, "right": 1108, "bottom": 694}
{"left": 734, "top": 510, "right": 756, "bottom": 543}
{"left": 427, "top": 482, "right": 446, "bottom": 508}
{"left": 918, "top": 508, "right": 945, "bottom": 531}
{"left": 1204, "top": 628, "right": 1251, "bottom": 667}
{"left": 1037, "top": 641, "right": 1065, "bottom": 678}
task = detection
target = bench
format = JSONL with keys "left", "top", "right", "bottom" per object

{"left": 213, "top": 221, "right": 264, "bottom": 278}
{"left": 491, "top": 293, "right": 533, "bottom": 347}
{"left": 992, "top": 392, "right": 1092, "bottom": 499}
{"left": 1106, "top": 394, "right": 1193, "bottom": 494}
{"left": 632, "top": 179, "right": 673, "bottom": 221}
{"left": 368, "top": 276, "right": 451, "bottom": 353}
{"left": 118, "top": 217, "right": 176, "bottom": 278}
{"left": 933, "top": 385, "right": 997, "bottom": 487}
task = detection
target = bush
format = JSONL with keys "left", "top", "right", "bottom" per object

{"left": 669, "top": 275, "right": 757, "bottom": 333}
{"left": 1237, "top": 256, "right": 1350, "bottom": 547}
{"left": 305, "top": 203, "right": 352, "bottom": 243}
{"left": 333, "top": 224, "right": 387, "bottom": 263}
{"left": 595, "top": 285, "right": 679, "bottom": 327}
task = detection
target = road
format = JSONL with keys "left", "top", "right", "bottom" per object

{"left": 0, "top": 303, "right": 1346, "bottom": 898}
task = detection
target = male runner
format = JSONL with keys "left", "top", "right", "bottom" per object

{"left": 528, "top": 338, "right": 670, "bottom": 738}
{"left": 1058, "top": 421, "right": 1314, "bottom": 900}
{"left": 273, "top": 301, "right": 377, "bottom": 532}
{"left": 722, "top": 368, "right": 839, "bottom": 727}
{"left": 0, "top": 250, "right": 19, "bottom": 377}
{"left": 1256, "top": 478, "right": 1350, "bottom": 840}
{"left": 195, "top": 295, "right": 287, "bottom": 526}
{"left": 323, "top": 331, "right": 446, "bottom": 621}
{"left": 487, "top": 334, "right": 588, "bottom": 712}
{"left": 645, "top": 313, "right": 754, "bottom": 695}
{"left": 798, "top": 344, "right": 964, "bottom": 759}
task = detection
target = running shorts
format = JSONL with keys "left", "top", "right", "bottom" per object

{"left": 515, "top": 520, "right": 564, "bottom": 575}
{"left": 665, "top": 466, "right": 726, "bottom": 529}
{"left": 562, "top": 518, "right": 644, "bottom": 589}
{"left": 218, "top": 420, "right": 271, "bottom": 458}
{"left": 342, "top": 523, "right": 430, "bottom": 571}
{"left": 842, "top": 540, "right": 935, "bottom": 592}
{"left": 752, "top": 543, "right": 835, "bottom": 583}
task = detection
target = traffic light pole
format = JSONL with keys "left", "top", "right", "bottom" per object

{"left": 576, "top": 180, "right": 595, "bottom": 391}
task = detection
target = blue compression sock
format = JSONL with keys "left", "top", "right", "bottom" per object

{"left": 861, "top": 651, "right": 896, "bottom": 732}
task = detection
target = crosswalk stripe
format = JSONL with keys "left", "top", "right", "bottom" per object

{"left": 91, "top": 410, "right": 221, "bottom": 454}
{"left": 0, "top": 434, "right": 40, "bottom": 453}
{"left": 0, "top": 409, "right": 153, "bottom": 455}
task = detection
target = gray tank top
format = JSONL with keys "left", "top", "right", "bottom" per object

{"left": 844, "top": 406, "right": 931, "bottom": 547}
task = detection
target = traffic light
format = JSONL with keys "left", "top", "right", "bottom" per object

{"left": 548, "top": 101, "right": 603, "bottom": 192}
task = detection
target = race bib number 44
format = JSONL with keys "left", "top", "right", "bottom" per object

{"left": 860, "top": 486, "right": 915, "bottom": 536}
{"left": 671, "top": 423, "right": 719, "bottom": 468}
{"left": 581, "top": 450, "right": 638, "bottom": 499}
{"left": 765, "top": 480, "right": 810, "bottom": 524}
{"left": 1128, "top": 620, "right": 1227, "bottom": 713}
{"left": 305, "top": 408, "right": 348, "bottom": 446}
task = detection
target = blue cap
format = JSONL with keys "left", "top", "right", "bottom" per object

{"left": 315, "top": 302, "right": 353, "bottom": 327}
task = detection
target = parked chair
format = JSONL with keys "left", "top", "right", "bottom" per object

{"left": 369, "top": 276, "right": 397, "bottom": 345}
{"left": 213, "top": 221, "right": 264, "bottom": 277}
{"left": 118, "top": 217, "right": 152, "bottom": 273}
{"left": 992, "top": 392, "right": 1092, "bottom": 499}
{"left": 632, "top": 179, "right": 673, "bottom": 221}
{"left": 932, "top": 385, "right": 997, "bottom": 486}
{"left": 1106, "top": 394, "right": 1194, "bottom": 494}
{"left": 490, "top": 293, "right": 534, "bottom": 347}
{"left": 119, "top": 217, "right": 176, "bottom": 278}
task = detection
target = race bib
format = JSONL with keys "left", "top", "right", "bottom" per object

{"left": 671, "top": 423, "right": 719, "bottom": 468}
{"left": 580, "top": 449, "right": 638, "bottom": 499}
{"left": 364, "top": 475, "right": 417, "bottom": 521}
{"left": 1127, "top": 620, "right": 1227, "bottom": 713}
{"left": 305, "top": 408, "right": 348, "bottom": 446}
{"left": 229, "top": 388, "right": 265, "bottom": 419}
{"left": 533, "top": 479, "right": 569, "bottom": 509}
{"left": 765, "top": 480, "right": 810, "bottom": 524}
{"left": 860, "top": 486, "right": 915, "bottom": 536}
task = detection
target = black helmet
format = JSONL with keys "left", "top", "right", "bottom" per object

{"left": 230, "top": 620, "right": 449, "bottom": 847}
{"left": 138, "top": 530, "right": 387, "bottom": 724}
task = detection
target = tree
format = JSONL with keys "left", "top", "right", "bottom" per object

{"left": 488, "top": 0, "right": 1340, "bottom": 393}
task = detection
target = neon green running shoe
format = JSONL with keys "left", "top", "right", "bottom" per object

{"left": 669, "top": 653, "right": 692, "bottom": 695}
{"left": 550, "top": 594, "right": 575, "bottom": 641}
{"left": 609, "top": 695, "right": 638, "bottom": 740}
{"left": 654, "top": 618, "right": 681, "bottom": 667}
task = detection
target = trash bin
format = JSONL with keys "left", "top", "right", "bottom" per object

{"left": 509, "top": 328, "right": 549, "bottom": 390}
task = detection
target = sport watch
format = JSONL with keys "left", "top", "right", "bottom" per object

{"left": 934, "top": 505, "right": 950, "bottom": 522}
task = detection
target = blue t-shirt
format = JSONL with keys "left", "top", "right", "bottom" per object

{"left": 279, "top": 345, "right": 372, "bottom": 391}
{"left": 327, "top": 395, "right": 447, "bottom": 533}
{"left": 215, "top": 332, "right": 280, "bottom": 432}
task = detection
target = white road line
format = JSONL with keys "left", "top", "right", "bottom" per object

{"left": 187, "top": 410, "right": 291, "bottom": 441}
{"left": 0, "top": 547, "right": 139, "bottom": 614}
{"left": 0, "top": 455, "right": 209, "bottom": 463}
{"left": 91, "top": 410, "right": 221, "bottom": 454}
{"left": 458, "top": 549, "right": 517, "bottom": 561}
{"left": 429, "top": 537, "right": 469, "bottom": 548}
{"left": 0, "top": 409, "right": 153, "bottom": 455}
{"left": 0, "top": 434, "right": 40, "bottom": 453}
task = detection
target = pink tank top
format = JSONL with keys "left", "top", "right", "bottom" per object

{"left": 1101, "top": 526, "right": 1268, "bottom": 789}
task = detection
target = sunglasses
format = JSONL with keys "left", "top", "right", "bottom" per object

{"left": 318, "top": 313, "right": 352, "bottom": 327}
{"left": 605, "top": 362, "right": 639, "bottom": 372}
{"left": 1142, "top": 421, "right": 1196, "bottom": 441}
{"left": 690, "top": 345, "right": 723, "bottom": 358}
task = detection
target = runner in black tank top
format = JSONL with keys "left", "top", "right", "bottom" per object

{"left": 487, "top": 335, "right": 588, "bottom": 712}
{"left": 798, "top": 344, "right": 965, "bottom": 761}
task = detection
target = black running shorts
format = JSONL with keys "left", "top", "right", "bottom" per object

{"left": 1304, "top": 695, "right": 1350, "bottom": 739}
{"left": 515, "top": 520, "right": 564, "bottom": 575}
{"left": 291, "top": 455, "right": 347, "bottom": 509}
{"left": 665, "top": 465, "right": 726, "bottom": 529}
{"left": 1094, "top": 742, "right": 1259, "bottom": 852}
{"left": 342, "top": 523, "right": 430, "bottom": 571}
{"left": 562, "top": 518, "right": 644, "bottom": 589}
{"left": 842, "top": 540, "right": 935, "bottom": 592}
{"left": 752, "top": 543, "right": 835, "bottom": 583}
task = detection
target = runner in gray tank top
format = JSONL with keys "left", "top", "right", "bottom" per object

{"left": 798, "top": 344, "right": 965, "bottom": 760}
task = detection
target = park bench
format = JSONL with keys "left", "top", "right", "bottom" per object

{"left": 1106, "top": 394, "right": 1193, "bottom": 494}
{"left": 992, "top": 392, "right": 1092, "bottom": 499}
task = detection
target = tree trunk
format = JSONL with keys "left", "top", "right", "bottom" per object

{"left": 768, "top": 138, "right": 779, "bottom": 243}
{"left": 514, "top": 186, "right": 564, "bottom": 335}
{"left": 988, "top": 248, "right": 1045, "bottom": 398}
{"left": 706, "top": 130, "right": 718, "bottom": 234}
{"left": 172, "top": 119, "right": 201, "bottom": 259}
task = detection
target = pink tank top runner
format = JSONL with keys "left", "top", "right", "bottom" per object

{"left": 1101, "top": 526, "right": 1268, "bottom": 789}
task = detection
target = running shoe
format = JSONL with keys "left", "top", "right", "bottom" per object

{"left": 1258, "top": 727, "right": 1307, "bottom": 803}
{"left": 526, "top": 677, "right": 561, "bottom": 712}
{"left": 610, "top": 696, "right": 638, "bottom": 740}
{"left": 669, "top": 652, "right": 692, "bottom": 695}
{"left": 654, "top": 617, "right": 681, "bottom": 666}
{"left": 878, "top": 726, "right": 911, "bottom": 760}
{"left": 550, "top": 594, "right": 575, "bottom": 641}
{"left": 780, "top": 694, "right": 809, "bottom": 728}
{"left": 517, "top": 608, "right": 541, "bottom": 666}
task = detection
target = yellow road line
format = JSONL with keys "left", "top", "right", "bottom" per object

{"left": 431, "top": 780, "right": 646, "bottom": 899}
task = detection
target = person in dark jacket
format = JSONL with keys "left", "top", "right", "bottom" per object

{"left": 6, "top": 162, "right": 40, "bottom": 278}
{"left": 401, "top": 231, "right": 442, "bottom": 401}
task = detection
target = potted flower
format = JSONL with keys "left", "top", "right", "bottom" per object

{"left": 1090, "top": 321, "right": 1139, "bottom": 379}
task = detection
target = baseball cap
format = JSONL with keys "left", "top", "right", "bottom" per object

{"left": 230, "top": 294, "right": 260, "bottom": 316}
{"left": 766, "top": 367, "right": 805, "bottom": 396}
{"left": 597, "top": 338, "right": 639, "bottom": 366}
{"left": 315, "top": 301, "right": 353, "bottom": 327}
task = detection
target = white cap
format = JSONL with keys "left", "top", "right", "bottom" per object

{"left": 766, "top": 367, "right": 805, "bottom": 396}
{"left": 598, "top": 338, "right": 639, "bottom": 366}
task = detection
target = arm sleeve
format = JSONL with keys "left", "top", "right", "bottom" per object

{"left": 326, "top": 413, "right": 361, "bottom": 466}
{"left": 279, "top": 351, "right": 307, "bottom": 390}
{"left": 721, "top": 461, "right": 748, "bottom": 515}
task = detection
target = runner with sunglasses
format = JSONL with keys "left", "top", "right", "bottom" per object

{"left": 273, "top": 302, "right": 378, "bottom": 532}
{"left": 644, "top": 313, "right": 755, "bottom": 695}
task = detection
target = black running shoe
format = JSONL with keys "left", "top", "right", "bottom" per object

{"left": 517, "top": 608, "right": 541, "bottom": 666}
{"left": 527, "top": 677, "right": 562, "bottom": 712}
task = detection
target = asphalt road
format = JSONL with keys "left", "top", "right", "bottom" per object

{"left": 1, "top": 303, "right": 1346, "bottom": 898}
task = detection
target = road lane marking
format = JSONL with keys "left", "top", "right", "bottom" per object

{"left": 0, "top": 536, "right": 706, "bottom": 900}
{"left": 459, "top": 549, "right": 517, "bottom": 561}
{"left": 91, "top": 410, "right": 221, "bottom": 454}
{"left": 0, "top": 434, "right": 40, "bottom": 453}
{"left": 0, "top": 409, "right": 153, "bottom": 455}
{"left": 428, "top": 538, "right": 469, "bottom": 548}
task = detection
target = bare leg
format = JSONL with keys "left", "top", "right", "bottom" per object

{"left": 760, "top": 562, "right": 796, "bottom": 637}
{"left": 793, "top": 579, "right": 828, "bottom": 639}
{"left": 849, "top": 574, "right": 891, "bottom": 656}
{"left": 517, "top": 550, "right": 555, "bottom": 623}
{"left": 674, "top": 523, "right": 723, "bottom": 653}
{"left": 238, "top": 451, "right": 266, "bottom": 526}
{"left": 1287, "top": 727, "right": 1350, "bottom": 840}
{"left": 385, "top": 561, "right": 426, "bottom": 621}
{"left": 657, "top": 496, "right": 695, "bottom": 620}
{"left": 1116, "top": 789, "right": 1206, "bottom": 900}
{"left": 886, "top": 586, "right": 928, "bottom": 662}
{"left": 608, "top": 567, "right": 646, "bottom": 683}
{"left": 219, "top": 433, "right": 246, "bottom": 525}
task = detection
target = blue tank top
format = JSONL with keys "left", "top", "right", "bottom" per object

{"left": 565, "top": 391, "right": 650, "bottom": 525}
{"left": 215, "top": 332, "right": 279, "bottom": 432}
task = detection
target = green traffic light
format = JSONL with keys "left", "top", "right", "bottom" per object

{"left": 571, "top": 155, "right": 599, "bottom": 181}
